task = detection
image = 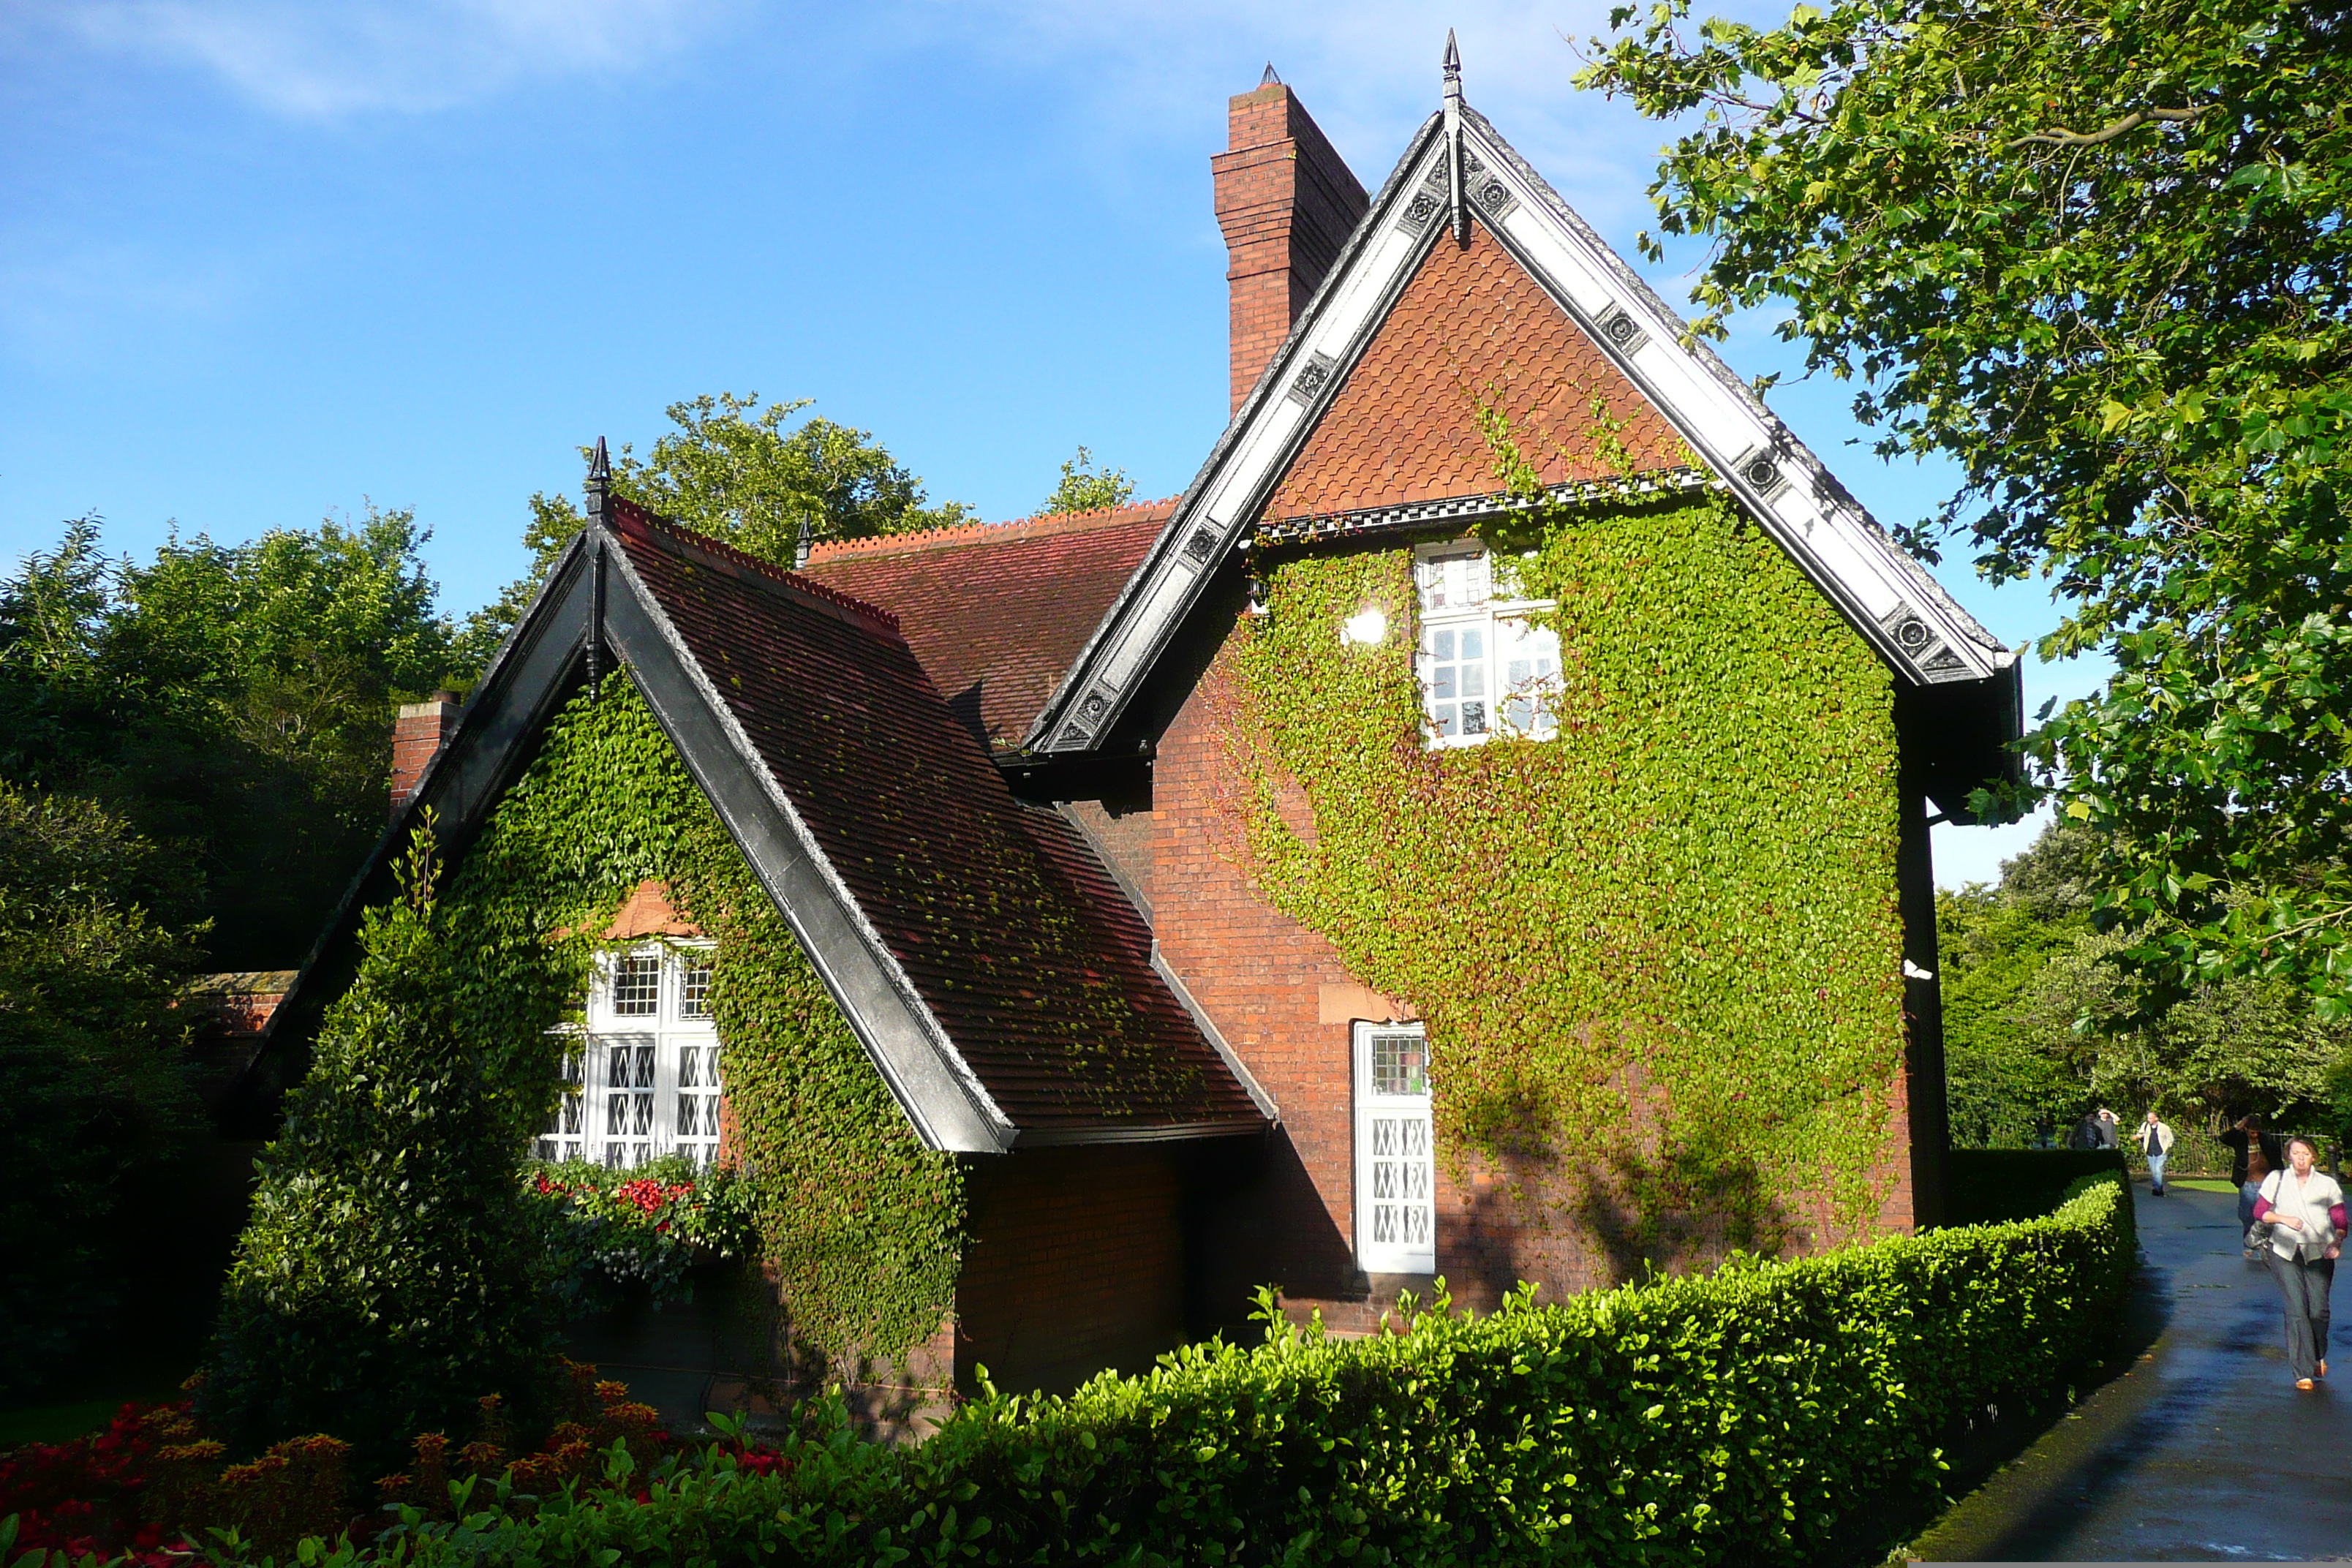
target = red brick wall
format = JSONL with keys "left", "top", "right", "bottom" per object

{"left": 1148, "top": 657, "right": 1368, "bottom": 1312}
{"left": 390, "top": 696, "right": 460, "bottom": 816}
{"left": 1139, "top": 630, "right": 1921, "bottom": 1323}
{"left": 951, "top": 1144, "right": 1188, "bottom": 1395}
{"left": 1213, "top": 83, "right": 1369, "bottom": 415}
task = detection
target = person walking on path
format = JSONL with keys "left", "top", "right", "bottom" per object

{"left": 2097, "top": 1108, "right": 2120, "bottom": 1149}
{"left": 2136, "top": 1109, "right": 2176, "bottom": 1196}
{"left": 2069, "top": 1110, "right": 2106, "bottom": 1151}
{"left": 2250, "top": 1135, "right": 2345, "bottom": 1391}
{"left": 2223, "top": 1113, "right": 2287, "bottom": 1238}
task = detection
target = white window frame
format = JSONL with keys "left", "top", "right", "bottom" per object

{"left": 537, "top": 941, "right": 723, "bottom": 1169}
{"left": 1353, "top": 1021, "right": 1436, "bottom": 1275}
{"left": 1414, "top": 538, "right": 1561, "bottom": 749}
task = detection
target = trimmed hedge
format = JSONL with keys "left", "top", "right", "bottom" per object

{"left": 1945, "top": 1149, "right": 2127, "bottom": 1226}
{"left": 75, "top": 1171, "right": 2133, "bottom": 1568}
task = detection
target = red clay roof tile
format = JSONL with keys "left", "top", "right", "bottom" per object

{"left": 605, "top": 500, "right": 1259, "bottom": 1136}
{"left": 800, "top": 502, "right": 1176, "bottom": 749}
{"left": 1266, "top": 225, "right": 1684, "bottom": 521}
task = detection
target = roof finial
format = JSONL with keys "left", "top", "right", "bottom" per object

{"left": 1260, "top": 61, "right": 1281, "bottom": 86}
{"left": 1442, "top": 31, "right": 1468, "bottom": 244}
{"left": 586, "top": 436, "right": 611, "bottom": 522}
{"left": 794, "top": 511, "right": 815, "bottom": 571}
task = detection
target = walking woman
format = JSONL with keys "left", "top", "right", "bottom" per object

{"left": 2251, "top": 1135, "right": 2345, "bottom": 1391}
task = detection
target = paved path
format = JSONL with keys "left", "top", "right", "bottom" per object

{"left": 1910, "top": 1183, "right": 2352, "bottom": 1561}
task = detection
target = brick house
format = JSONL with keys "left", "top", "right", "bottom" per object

{"left": 265, "top": 57, "right": 2017, "bottom": 1411}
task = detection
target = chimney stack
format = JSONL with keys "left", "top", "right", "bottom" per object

{"left": 391, "top": 690, "right": 461, "bottom": 818}
{"left": 1213, "top": 78, "right": 1368, "bottom": 415}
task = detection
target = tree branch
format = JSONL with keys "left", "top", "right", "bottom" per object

{"left": 2005, "top": 105, "right": 2206, "bottom": 150}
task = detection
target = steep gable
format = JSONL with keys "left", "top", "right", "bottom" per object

{"left": 1027, "top": 98, "right": 2019, "bottom": 774}
{"left": 256, "top": 491, "right": 1265, "bottom": 1155}
{"left": 1267, "top": 223, "right": 1683, "bottom": 521}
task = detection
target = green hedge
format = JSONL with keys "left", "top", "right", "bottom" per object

{"left": 144, "top": 1172, "right": 2132, "bottom": 1568}
{"left": 1944, "top": 1149, "right": 2126, "bottom": 1226}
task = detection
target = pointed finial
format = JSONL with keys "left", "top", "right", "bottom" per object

{"left": 1260, "top": 61, "right": 1281, "bottom": 86}
{"left": 585, "top": 436, "right": 611, "bottom": 521}
{"left": 1442, "top": 31, "right": 1468, "bottom": 244}
{"left": 794, "top": 512, "right": 815, "bottom": 571}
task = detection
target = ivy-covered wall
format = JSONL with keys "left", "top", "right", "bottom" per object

{"left": 438, "top": 677, "right": 965, "bottom": 1377}
{"left": 1229, "top": 490, "right": 1909, "bottom": 1270}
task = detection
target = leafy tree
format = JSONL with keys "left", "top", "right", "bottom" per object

{"left": 1939, "top": 819, "right": 2351, "bottom": 1147}
{"left": 206, "top": 821, "right": 559, "bottom": 1466}
{"left": 1578, "top": 0, "right": 2352, "bottom": 1005}
{"left": 1038, "top": 445, "right": 1137, "bottom": 516}
{"left": 0, "top": 781, "right": 203, "bottom": 1388}
{"left": 0, "top": 510, "right": 461, "bottom": 967}
{"left": 459, "top": 395, "right": 976, "bottom": 663}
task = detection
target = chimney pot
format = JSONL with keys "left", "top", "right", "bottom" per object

{"left": 1212, "top": 81, "right": 1368, "bottom": 415}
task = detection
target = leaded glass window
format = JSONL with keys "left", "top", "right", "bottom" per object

{"left": 611, "top": 954, "right": 660, "bottom": 1016}
{"left": 1355, "top": 1022, "right": 1436, "bottom": 1273}
{"left": 558, "top": 943, "right": 723, "bottom": 1170}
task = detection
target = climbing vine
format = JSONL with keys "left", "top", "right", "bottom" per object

{"left": 1233, "top": 449, "right": 1907, "bottom": 1256}
{"left": 434, "top": 678, "right": 965, "bottom": 1376}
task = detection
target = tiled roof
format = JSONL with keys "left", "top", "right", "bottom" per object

{"left": 1266, "top": 223, "right": 1684, "bottom": 521}
{"left": 800, "top": 502, "right": 1175, "bottom": 749}
{"left": 606, "top": 500, "right": 1260, "bottom": 1137}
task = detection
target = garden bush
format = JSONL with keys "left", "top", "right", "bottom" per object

{"left": 13, "top": 1172, "right": 2132, "bottom": 1568}
{"left": 1944, "top": 1149, "right": 2126, "bottom": 1226}
{"left": 203, "top": 824, "right": 562, "bottom": 1472}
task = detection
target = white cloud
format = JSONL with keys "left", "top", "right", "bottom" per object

{"left": 37, "top": 0, "right": 732, "bottom": 116}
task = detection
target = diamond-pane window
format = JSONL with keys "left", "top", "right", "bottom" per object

{"left": 1356, "top": 1022, "right": 1436, "bottom": 1273}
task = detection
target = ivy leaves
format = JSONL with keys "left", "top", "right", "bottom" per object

{"left": 1234, "top": 498, "right": 1907, "bottom": 1263}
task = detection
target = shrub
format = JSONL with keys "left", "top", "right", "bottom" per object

{"left": 1945, "top": 1149, "right": 2127, "bottom": 1226}
{"left": 203, "top": 822, "right": 562, "bottom": 1472}
{"left": 34, "top": 1171, "right": 2128, "bottom": 1568}
{"left": 0, "top": 783, "right": 203, "bottom": 1390}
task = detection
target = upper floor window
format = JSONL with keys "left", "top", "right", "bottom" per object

{"left": 1414, "top": 541, "right": 1560, "bottom": 747}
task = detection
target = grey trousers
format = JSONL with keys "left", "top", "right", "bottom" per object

{"left": 2266, "top": 1251, "right": 2336, "bottom": 1380}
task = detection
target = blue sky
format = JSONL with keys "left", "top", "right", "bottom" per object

{"left": 0, "top": 0, "right": 2098, "bottom": 886}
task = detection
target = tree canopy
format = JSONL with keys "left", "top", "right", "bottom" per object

{"left": 461, "top": 394, "right": 977, "bottom": 661}
{"left": 0, "top": 510, "right": 466, "bottom": 968}
{"left": 1938, "top": 819, "right": 2349, "bottom": 1150}
{"left": 1579, "top": 0, "right": 2352, "bottom": 1007}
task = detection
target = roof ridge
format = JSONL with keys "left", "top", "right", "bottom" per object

{"left": 807, "top": 498, "right": 1180, "bottom": 562}
{"left": 606, "top": 497, "right": 902, "bottom": 634}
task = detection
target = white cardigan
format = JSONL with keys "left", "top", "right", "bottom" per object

{"left": 2259, "top": 1168, "right": 2345, "bottom": 1262}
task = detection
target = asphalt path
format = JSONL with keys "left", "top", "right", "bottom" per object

{"left": 1908, "top": 1181, "right": 2352, "bottom": 1561}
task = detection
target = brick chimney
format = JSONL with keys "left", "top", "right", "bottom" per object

{"left": 391, "top": 691, "right": 461, "bottom": 817}
{"left": 1212, "top": 75, "right": 1369, "bottom": 415}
